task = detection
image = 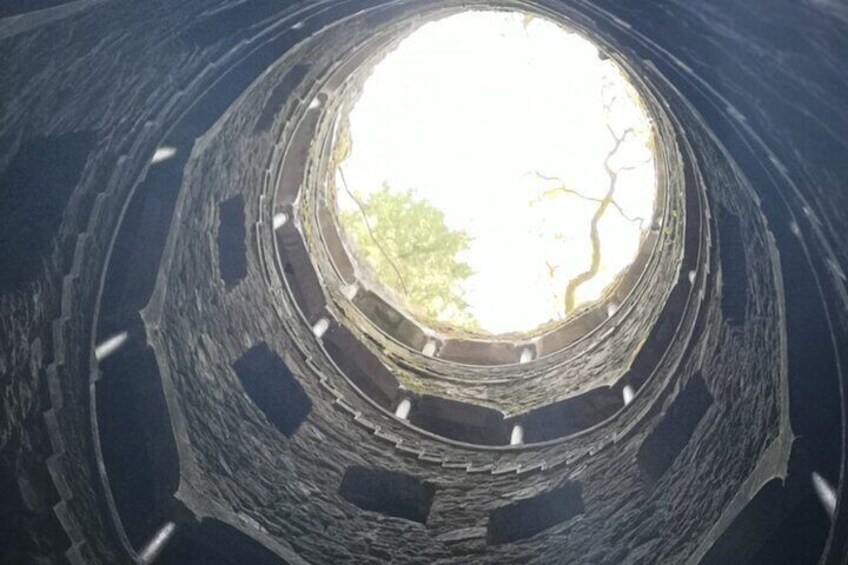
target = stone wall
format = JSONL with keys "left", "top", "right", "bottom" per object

{"left": 0, "top": 0, "right": 846, "bottom": 563}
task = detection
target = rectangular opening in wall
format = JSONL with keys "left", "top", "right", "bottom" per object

{"left": 99, "top": 154, "right": 186, "bottom": 324}
{"left": 718, "top": 208, "right": 748, "bottom": 327}
{"left": 96, "top": 343, "right": 180, "bottom": 549}
{"left": 232, "top": 343, "right": 311, "bottom": 437}
{"left": 637, "top": 372, "right": 713, "bottom": 482}
{"left": 353, "top": 290, "right": 428, "bottom": 351}
{"left": 255, "top": 64, "right": 310, "bottom": 133}
{"left": 521, "top": 386, "right": 622, "bottom": 442}
{"left": 321, "top": 326, "right": 399, "bottom": 408}
{"left": 339, "top": 467, "right": 435, "bottom": 524}
{"left": 275, "top": 225, "right": 327, "bottom": 320}
{"left": 487, "top": 482, "right": 584, "bottom": 544}
{"left": 218, "top": 195, "right": 248, "bottom": 289}
{"left": 409, "top": 395, "right": 507, "bottom": 445}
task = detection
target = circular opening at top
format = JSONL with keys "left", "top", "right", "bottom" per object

{"left": 332, "top": 9, "right": 657, "bottom": 338}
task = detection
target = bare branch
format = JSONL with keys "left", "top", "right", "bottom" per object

{"left": 563, "top": 120, "right": 638, "bottom": 313}
{"left": 338, "top": 167, "right": 410, "bottom": 297}
{"left": 530, "top": 171, "right": 646, "bottom": 228}
{"left": 530, "top": 90, "right": 652, "bottom": 314}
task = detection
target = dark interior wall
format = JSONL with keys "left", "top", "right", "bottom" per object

{"left": 0, "top": 133, "right": 97, "bottom": 293}
{"left": 0, "top": 0, "right": 81, "bottom": 18}
{"left": 0, "top": 1, "right": 845, "bottom": 564}
{"left": 96, "top": 345, "right": 180, "bottom": 550}
{"left": 155, "top": 518, "right": 292, "bottom": 565}
{"left": 0, "top": 2, "right": 280, "bottom": 562}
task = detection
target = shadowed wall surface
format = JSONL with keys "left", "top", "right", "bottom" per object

{"left": 0, "top": 1, "right": 846, "bottom": 564}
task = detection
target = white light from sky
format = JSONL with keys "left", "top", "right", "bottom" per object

{"left": 335, "top": 10, "right": 656, "bottom": 335}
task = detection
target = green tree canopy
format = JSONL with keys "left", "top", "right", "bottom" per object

{"left": 339, "top": 184, "right": 476, "bottom": 328}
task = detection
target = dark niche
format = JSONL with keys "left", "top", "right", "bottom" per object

{"left": 717, "top": 208, "right": 748, "bottom": 327}
{"left": 232, "top": 343, "right": 312, "bottom": 438}
{"left": 217, "top": 195, "right": 248, "bottom": 289}
{"left": 637, "top": 372, "right": 713, "bottom": 483}
{"left": 339, "top": 466, "right": 435, "bottom": 524}
{"left": 409, "top": 395, "right": 507, "bottom": 446}
{"left": 487, "top": 482, "right": 585, "bottom": 544}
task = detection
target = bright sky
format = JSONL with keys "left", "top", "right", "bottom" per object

{"left": 336, "top": 10, "right": 655, "bottom": 335}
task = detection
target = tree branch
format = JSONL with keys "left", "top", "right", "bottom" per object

{"left": 338, "top": 168, "right": 410, "bottom": 297}
{"left": 563, "top": 124, "right": 637, "bottom": 313}
{"left": 529, "top": 171, "right": 647, "bottom": 228}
